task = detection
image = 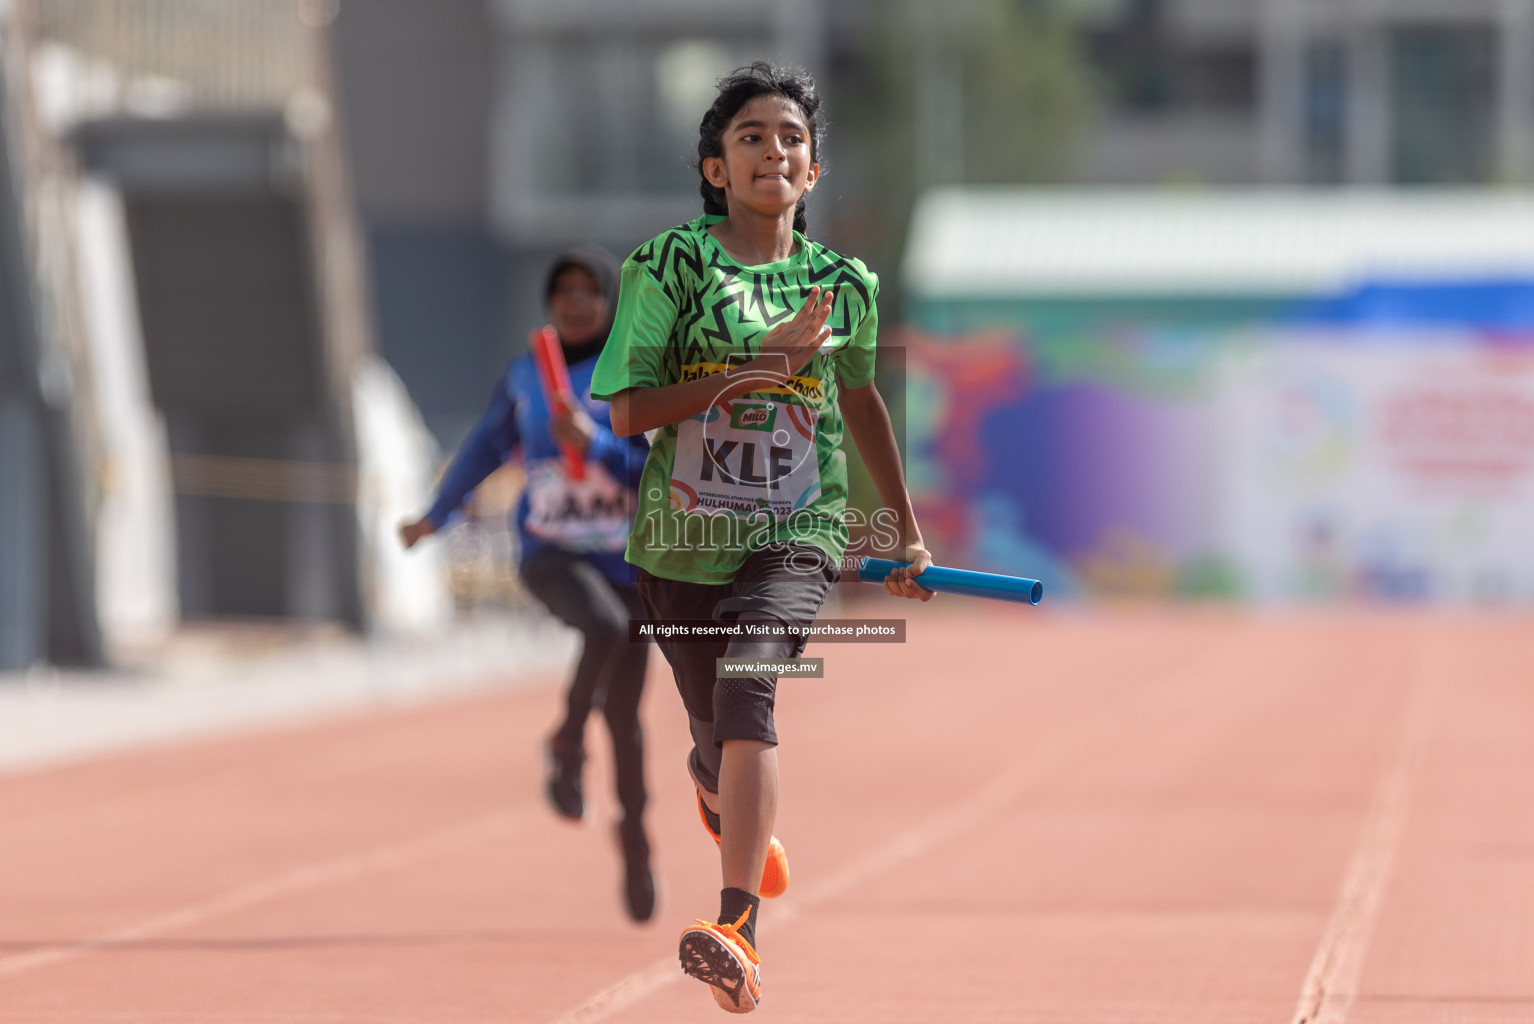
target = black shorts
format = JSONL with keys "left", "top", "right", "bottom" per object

{"left": 637, "top": 542, "right": 837, "bottom": 749}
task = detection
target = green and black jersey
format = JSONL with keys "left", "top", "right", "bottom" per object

{"left": 590, "top": 214, "right": 879, "bottom": 584}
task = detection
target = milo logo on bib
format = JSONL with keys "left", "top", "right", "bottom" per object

{"left": 730, "top": 403, "right": 775, "bottom": 431}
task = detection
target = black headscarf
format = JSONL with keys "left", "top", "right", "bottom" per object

{"left": 544, "top": 244, "right": 621, "bottom": 364}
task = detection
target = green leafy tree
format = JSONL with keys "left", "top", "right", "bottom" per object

{"left": 824, "top": 0, "right": 1091, "bottom": 280}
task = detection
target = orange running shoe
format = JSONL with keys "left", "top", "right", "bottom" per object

{"left": 695, "top": 792, "right": 790, "bottom": 898}
{"left": 679, "top": 908, "right": 762, "bottom": 1014}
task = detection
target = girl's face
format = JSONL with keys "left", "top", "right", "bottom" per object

{"left": 703, "top": 93, "right": 819, "bottom": 221}
{"left": 547, "top": 266, "right": 608, "bottom": 345}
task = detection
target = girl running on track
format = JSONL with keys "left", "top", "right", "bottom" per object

{"left": 590, "top": 62, "right": 933, "bottom": 1012}
{"left": 399, "top": 245, "right": 657, "bottom": 923}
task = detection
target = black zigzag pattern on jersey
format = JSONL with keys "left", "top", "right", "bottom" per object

{"left": 673, "top": 260, "right": 734, "bottom": 365}
{"left": 674, "top": 251, "right": 799, "bottom": 363}
{"left": 806, "top": 253, "right": 872, "bottom": 341}
{"left": 635, "top": 220, "right": 876, "bottom": 379}
{"left": 631, "top": 229, "right": 703, "bottom": 306}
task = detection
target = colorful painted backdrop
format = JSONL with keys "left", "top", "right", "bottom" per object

{"left": 893, "top": 296, "right": 1534, "bottom": 602}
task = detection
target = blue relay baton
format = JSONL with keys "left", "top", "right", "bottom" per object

{"left": 857, "top": 557, "right": 1043, "bottom": 606}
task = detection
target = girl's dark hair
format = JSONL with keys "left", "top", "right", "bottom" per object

{"left": 696, "top": 61, "right": 822, "bottom": 235}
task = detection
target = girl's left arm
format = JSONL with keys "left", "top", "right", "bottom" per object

{"left": 838, "top": 381, "right": 934, "bottom": 601}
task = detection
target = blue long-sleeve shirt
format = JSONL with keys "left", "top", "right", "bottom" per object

{"left": 424, "top": 351, "right": 648, "bottom": 586}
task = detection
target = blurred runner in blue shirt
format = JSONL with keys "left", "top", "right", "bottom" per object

{"left": 399, "top": 245, "right": 655, "bottom": 922}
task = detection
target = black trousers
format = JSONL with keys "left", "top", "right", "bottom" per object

{"left": 637, "top": 542, "right": 837, "bottom": 795}
{"left": 521, "top": 546, "right": 650, "bottom": 821}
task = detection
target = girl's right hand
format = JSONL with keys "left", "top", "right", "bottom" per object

{"left": 749, "top": 285, "right": 834, "bottom": 384}
{"left": 883, "top": 541, "right": 935, "bottom": 602}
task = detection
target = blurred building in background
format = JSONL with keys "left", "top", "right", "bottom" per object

{"left": 3, "top": 0, "right": 449, "bottom": 669}
{"left": 330, "top": 0, "right": 500, "bottom": 451}
{"left": 0, "top": 6, "right": 102, "bottom": 670}
{"left": 333, "top": 0, "right": 824, "bottom": 448}
{"left": 340, "top": 0, "right": 1534, "bottom": 450}
{"left": 817, "top": 0, "right": 1534, "bottom": 271}
{"left": 7, "top": 0, "right": 1534, "bottom": 670}
{"left": 486, "top": 0, "right": 824, "bottom": 344}
{"left": 1253, "top": 0, "right": 1534, "bottom": 187}
{"left": 1019, "top": 0, "right": 1532, "bottom": 188}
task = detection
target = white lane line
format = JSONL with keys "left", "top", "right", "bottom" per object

{"left": 546, "top": 958, "right": 681, "bottom": 1024}
{"left": 545, "top": 633, "right": 1246, "bottom": 1024}
{"left": 1290, "top": 635, "right": 1444, "bottom": 1024}
{"left": 546, "top": 756, "right": 1044, "bottom": 1024}
{"left": 0, "top": 809, "right": 518, "bottom": 980}
{"left": 0, "top": 1015, "right": 493, "bottom": 1023}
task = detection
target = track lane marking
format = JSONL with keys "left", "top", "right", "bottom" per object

{"left": 547, "top": 632, "right": 1255, "bottom": 1023}
{"left": 1290, "top": 633, "right": 1444, "bottom": 1024}
{"left": 0, "top": 809, "right": 518, "bottom": 980}
{"left": 546, "top": 751, "right": 1052, "bottom": 1024}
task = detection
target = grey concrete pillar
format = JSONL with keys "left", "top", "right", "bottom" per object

{"left": 1345, "top": 4, "right": 1391, "bottom": 184}
{"left": 0, "top": 395, "right": 45, "bottom": 671}
{"left": 1499, "top": 0, "right": 1534, "bottom": 183}
{"left": 1258, "top": 0, "right": 1308, "bottom": 184}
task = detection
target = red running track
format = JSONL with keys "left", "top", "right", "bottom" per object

{"left": 1, "top": 605, "right": 1530, "bottom": 1023}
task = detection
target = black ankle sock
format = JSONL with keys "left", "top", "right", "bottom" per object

{"left": 700, "top": 798, "right": 722, "bottom": 836}
{"left": 719, "top": 887, "right": 760, "bottom": 950}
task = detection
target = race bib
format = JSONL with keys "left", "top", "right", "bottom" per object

{"left": 670, "top": 398, "right": 821, "bottom": 520}
{"left": 524, "top": 459, "right": 631, "bottom": 551}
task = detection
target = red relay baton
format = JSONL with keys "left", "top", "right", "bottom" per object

{"left": 530, "top": 325, "right": 585, "bottom": 481}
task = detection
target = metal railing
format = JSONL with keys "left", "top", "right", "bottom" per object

{"left": 29, "top": 0, "right": 331, "bottom": 113}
